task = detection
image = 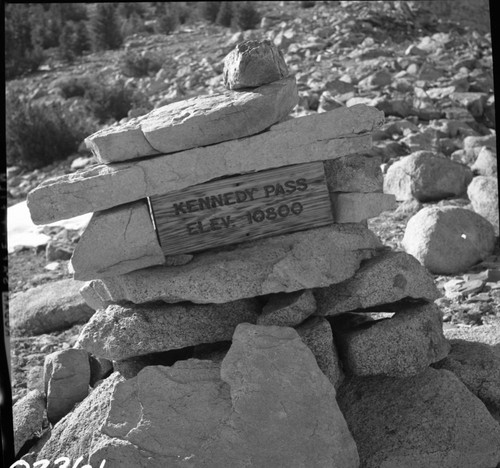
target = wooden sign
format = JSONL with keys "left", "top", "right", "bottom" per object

{"left": 149, "top": 162, "right": 334, "bottom": 256}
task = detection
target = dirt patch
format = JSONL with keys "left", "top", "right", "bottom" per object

{"left": 8, "top": 249, "right": 72, "bottom": 296}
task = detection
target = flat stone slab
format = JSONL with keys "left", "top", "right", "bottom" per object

{"left": 80, "top": 223, "right": 382, "bottom": 307}
{"left": 10, "top": 279, "right": 95, "bottom": 335}
{"left": 70, "top": 200, "right": 165, "bottom": 281}
{"left": 337, "top": 368, "right": 500, "bottom": 468}
{"left": 86, "top": 77, "right": 298, "bottom": 163}
{"left": 75, "top": 299, "right": 260, "bottom": 361}
{"left": 28, "top": 104, "right": 383, "bottom": 225}
{"left": 330, "top": 192, "right": 396, "bottom": 223}
{"left": 315, "top": 251, "right": 440, "bottom": 316}
{"left": 332, "top": 304, "right": 450, "bottom": 377}
{"left": 324, "top": 154, "right": 383, "bottom": 193}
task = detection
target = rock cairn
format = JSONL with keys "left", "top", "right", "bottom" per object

{"left": 22, "top": 40, "right": 500, "bottom": 467}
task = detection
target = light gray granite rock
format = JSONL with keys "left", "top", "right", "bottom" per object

{"left": 332, "top": 304, "right": 450, "bottom": 377}
{"left": 337, "top": 368, "right": 500, "bottom": 468}
{"left": 323, "top": 154, "right": 383, "bottom": 193}
{"left": 70, "top": 200, "right": 165, "bottom": 281}
{"left": 223, "top": 40, "right": 289, "bottom": 89}
{"left": 402, "top": 206, "right": 496, "bottom": 274}
{"left": 37, "top": 373, "right": 124, "bottom": 462}
{"left": 463, "top": 134, "right": 496, "bottom": 153}
{"left": 296, "top": 317, "right": 344, "bottom": 389}
{"left": 75, "top": 299, "right": 260, "bottom": 361}
{"left": 80, "top": 224, "right": 382, "bottom": 307}
{"left": 330, "top": 192, "right": 396, "bottom": 222}
{"left": 85, "top": 324, "right": 359, "bottom": 468}
{"left": 383, "top": 150, "right": 473, "bottom": 202}
{"left": 13, "top": 390, "right": 46, "bottom": 455}
{"left": 315, "top": 251, "right": 440, "bottom": 316}
{"left": 467, "top": 175, "right": 499, "bottom": 234}
{"left": 471, "top": 146, "right": 497, "bottom": 176}
{"left": 433, "top": 339, "right": 500, "bottom": 418}
{"left": 44, "top": 348, "right": 91, "bottom": 424}
{"left": 10, "top": 279, "right": 95, "bottom": 334}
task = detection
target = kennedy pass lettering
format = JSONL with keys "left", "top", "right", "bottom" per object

{"left": 172, "top": 178, "right": 309, "bottom": 235}
{"left": 149, "top": 162, "right": 333, "bottom": 256}
{"left": 173, "top": 179, "right": 307, "bottom": 216}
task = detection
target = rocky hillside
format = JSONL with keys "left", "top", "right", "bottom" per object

{"left": 6, "top": 1, "right": 494, "bottom": 199}
{"left": 6, "top": 2, "right": 498, "bottom": 463}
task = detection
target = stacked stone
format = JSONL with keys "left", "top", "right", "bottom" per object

{"left": 25, "top": 41, "right": 500, "bottom": 467}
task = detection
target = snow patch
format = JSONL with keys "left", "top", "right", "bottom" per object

{"left": 7, "top": 201, "right": 92, "bottom": 253}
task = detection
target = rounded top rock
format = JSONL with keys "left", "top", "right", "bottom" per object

{"left": 223, "top": 40, "right": 289, "bottom": 90}
{"left": 402, "top": 205, "right": 496, "bottom": 275}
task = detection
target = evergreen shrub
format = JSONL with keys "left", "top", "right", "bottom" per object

{"left": 84, "top": 79, "right": 148, "bottom": 123}
{"left": 121, "top": 51, "right": 163, "bottom": 78}
{"left": 52, "top": 75, "right": 91, "bottom": 99}
{"left": 6, "top": 93, "right": 93, "bottom": 169}
{"left": 58, "top": 21, "right": 90, "bottom": 62}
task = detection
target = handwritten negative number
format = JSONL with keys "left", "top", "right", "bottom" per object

{"left": 11, "top": 457, "right": 106, "bottom": 468}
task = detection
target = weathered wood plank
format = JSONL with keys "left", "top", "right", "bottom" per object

{"left": 150, "top": 162, "right": 333, "bottom": 256}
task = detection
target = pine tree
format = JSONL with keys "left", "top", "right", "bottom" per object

{"left": 58, "top": 18, "right": 90, "bottom": 62}
{"left": 216, "top": 2, "right": 233, "bottom": 27}
{"left": 90, "top": 3, "right": 123, "bottom": 52}
{"left": 5, "top": 4, "right": 44, "bottom": 79}
{"left": 30, "top": 4, "right": 67, "bottom": 50}
{"left": 30, "top": 4, "right": 59, "bottom": 50}
{"left": 74, "top": 21, "right": 91, "bottom": 54}
{"left": 59, "top": 22, "right": 77, "bottom": 62}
